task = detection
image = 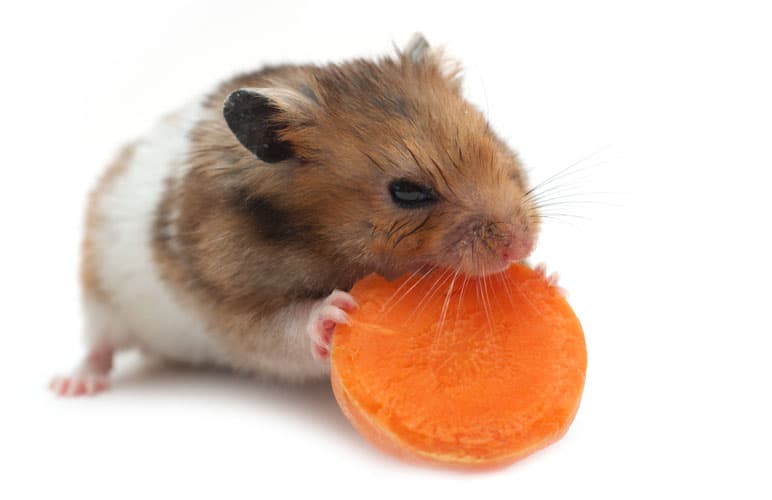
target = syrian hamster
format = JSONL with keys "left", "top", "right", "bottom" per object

{"left": 50, "top": 34, "right": 545, "bottom": 396}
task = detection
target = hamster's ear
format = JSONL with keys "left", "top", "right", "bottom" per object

{"left": 401, "top": 33, "right": 462, "bottom": 87}
{"left": 223, "top": 88, "right": 309, "bottom": 163}
{"left": 405, "top": 33, "right": 430, "bottom": 63}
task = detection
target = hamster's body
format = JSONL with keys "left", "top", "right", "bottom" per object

{"left": 52, "top": 35, "right": 547, "bottom": 396}
{"left": 81, "top": 101, "right": 235, "bottom": 370}
{"left": 81, "top": 96, "right": 331, "bottom": 382}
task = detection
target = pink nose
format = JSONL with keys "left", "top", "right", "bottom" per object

{"left": 500, "top": 236, "right": 535, "bottom": 263}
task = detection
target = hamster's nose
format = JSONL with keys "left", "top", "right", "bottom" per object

{"left": 500, "top": 235, "right": 535, "bottom": 263}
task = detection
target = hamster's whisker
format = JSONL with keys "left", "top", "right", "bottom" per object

{"left": 534, "top": 212, "right": 592, "bottom": 221}
{"left": 496, "top": 270, "right": 517, "bottom": 310}
{"left": 474, "top": 278, "right": 482, "bottom": 317}
{"left": 535, "top": 217, "right": 581, "bottom": 230}
{"left": 525, "top": 176, "right": 604, "bottom": 210}
{"left": 528, "top": 187, "right": 622, "bottom": 207}
{"left": 525, "top": 142, "right": 620, "bottom": 198}
{"left": 383, "top": 218, "right": 412, "bottom": 248}
{"left": 379, "top": 265, "right": 427, "bottom": 313}
{"left": 502, "top": 269, "right": 543, "bottom": 317}
{"left": 532, "top": 201, "right": 622, "bottom": 214}
{"left": 392, "top": 214, "right": 432, "bottom": 250}
{"left": 454, "top": 272, "right": 471, "bottom": 327}
{"left": 479, "top": 263, "right": 494, "bottom": 335}
{"left": 498, "top": 271, "right": 526, "bottom": 339}
{"left": 491, "top": 273, "right": 501, "bottom": 315}
{"left": 436, "top": 266, "right": 461, "bottom": 338}
{"left": 529, "top": 183, "right": 618, "bottom": 201}
{"left": 528, "top": 167, "right": 600, "bottom": 196}
{"left": 405, "top": 268, "right": 455, "bottom": 324}
{"left": 524, "top": 153, "right": 620, "bottom": 216}
{"left": 479, "top": 267, "right": 496, "bottom": 355}
{"left": 379, "top": 264, "right": 437, "bottom": 317}
{"left": 531, "top": 192, "right": 623, "bottom": 204}
{"left": 534, "top": 214, "right": 586, "bottom": 226}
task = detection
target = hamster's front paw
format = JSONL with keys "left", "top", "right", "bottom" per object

{"left": 307, "top": 290, "right": 358, "bottom": 361}
{"left": 534, "top": 263, "right": 568, "bottom": 297}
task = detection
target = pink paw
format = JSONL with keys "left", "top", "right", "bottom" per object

{"left": 49, "top": 373, "right": 109, "bottom": 397}
{"left": 534, "top": 263, "right": 568, "bottom": 297}
{"left": 307, "top": 290, "right": 358, "bottom": 361}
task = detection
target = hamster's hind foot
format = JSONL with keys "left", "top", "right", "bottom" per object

{"left": 50, "top": 372, "right": 109, "bottom": 397}
{"left": 50, "top": 341, "right": 114, "bottom": 397}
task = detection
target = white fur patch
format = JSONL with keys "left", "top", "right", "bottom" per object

{"left": 88, "top": 101, "right": 229, "bottom": 366}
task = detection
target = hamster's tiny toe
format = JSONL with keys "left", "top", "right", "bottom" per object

{"left": 312, "top": 343, "right": 330, "bottom": 360}
{"left": 533, "top": 263, "right": 568, "bottom": 298}
{"left": 308, "top": 292, "right": 356, "bottom": 362}
{"left": 49, "top": 373, "right": 109, "bottom": 397}
{"left": 324, "top": 289, "right": 358, "bottom": 311}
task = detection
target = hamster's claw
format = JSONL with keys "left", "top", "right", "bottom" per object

{"left": 534, "top": 263, "right": 568, "bottom": 298}
{"left": 307, "top": 289, "right": 358, "bottom": 361}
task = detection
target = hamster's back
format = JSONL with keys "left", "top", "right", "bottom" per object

{"left": 81, "top": 100, "right": 229, "bottom": 366}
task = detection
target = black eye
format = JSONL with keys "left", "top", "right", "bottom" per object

{"left": 388, "top": 179, "right": 438, "bottom": 209}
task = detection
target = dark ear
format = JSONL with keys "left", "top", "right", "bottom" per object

{"left": 223, "top": 88, "right": 297, "bottom": 163}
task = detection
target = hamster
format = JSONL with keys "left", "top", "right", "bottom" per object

{"left": 50, "top": 34, "right": 546, "bottom": 396}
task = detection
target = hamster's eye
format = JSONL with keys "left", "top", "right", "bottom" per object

{"left": 388, "top": 179, "right": 438, "bottom": 209}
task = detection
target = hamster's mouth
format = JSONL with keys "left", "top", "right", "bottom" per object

{"left": 385, "top": 251, "right": 528, "bottom": 281}
{"left": 407, "top": 258, "right": 514, "bottom": 280}
{"left": 377, "top": 261, "right": 443, "bottom": 282}
{"left": 430, "top": 230, "right": 536, "bottom": 279}
{"left": 458, "top": 260, "right": 514, "bottom": 278}
{"left": 437, "top": 249, "right": 535, "bottom": 278}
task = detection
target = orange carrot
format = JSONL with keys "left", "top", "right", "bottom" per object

{"left": 331, "top": 263, "right": 586, "bottom": 468}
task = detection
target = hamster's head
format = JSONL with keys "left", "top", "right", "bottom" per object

{"left": 222, "top": 35, "right": 540, "bottom": 279}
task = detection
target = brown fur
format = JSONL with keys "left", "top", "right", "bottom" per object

{"left": 81, "top": 143, "right": 136, "bottom": 303}
{"left": 153, "top": 46, "right": 540, "bottom": 361}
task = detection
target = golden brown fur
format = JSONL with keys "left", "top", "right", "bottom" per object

{"left": 152, "top": 44, "right": 540, "bottom": 360}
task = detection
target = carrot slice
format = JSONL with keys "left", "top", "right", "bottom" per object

{"left": 330, "top": 263, "right": 586, "bottom": 468}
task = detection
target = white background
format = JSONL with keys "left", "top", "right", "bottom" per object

{"left": 1, "top": 1, "right": 770, "bottom": 498}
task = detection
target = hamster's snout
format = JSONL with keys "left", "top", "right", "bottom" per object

{"left": 455, "top": 219, "right": 537, "bottom": 276}
{"left": 500, "top": 233, "right": 535, "bottom": 263}
{"left": 486, "top": 221, "right": 536, "bottom": 269}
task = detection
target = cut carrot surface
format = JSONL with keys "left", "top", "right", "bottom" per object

{"left": 330, "top": 263, "right": 586, "bottom": 469}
